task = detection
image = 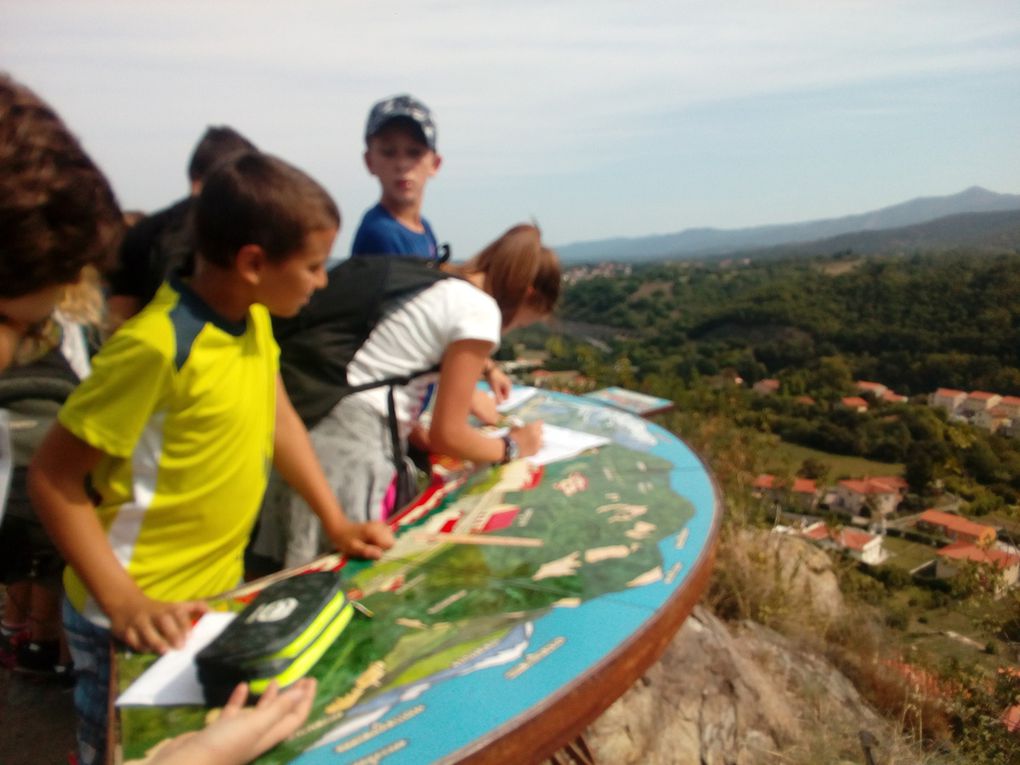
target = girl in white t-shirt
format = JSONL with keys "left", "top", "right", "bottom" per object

{"left": 258, "top": 224, "right": 560, "bottom": 568}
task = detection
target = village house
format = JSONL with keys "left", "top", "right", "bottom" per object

{"left": 753, "top": 474, "right": 819, "bottom": 512}
{"left": 828, "top": 476, "right": 908, "bottom": 518}
{"left": 935, "top": 541, "right": 1020, "bottom": 591}
{"left": 840, "top": 396, "right": 869, "bottom": 413}
{"left": 974, "top": 406, "right": 1011, "bottom": 434}
{"left": 959, "top": 391, "right": 1002, "bottom": 420}
{"left": 800, "top": 521, "right": 887, "bottom": 565}
{"left": 915, "top": 509, "right": 997, "bottom": 545}
{"left": 995, "top": 395, "right": 1020, "bottom": 419}
{"left": 929, "top": 387, "right": 966, "bottom": 415}
{"left": 882, "top": 390, "right": 907, "bottom": 404}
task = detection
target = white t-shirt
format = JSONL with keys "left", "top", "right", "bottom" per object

{"left": 345, "top": 278, "right": 501, "bottom": 433}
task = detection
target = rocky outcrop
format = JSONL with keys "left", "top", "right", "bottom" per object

{"left": 564, "top": 530, "right": 927, "bottom": 764}
{"left": 728, "top": 527, "right": 846, "bottom": 623}
{"left": 578, "top": 606, "right": 914, "bottom": 764}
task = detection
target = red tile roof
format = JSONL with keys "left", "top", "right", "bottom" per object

{"left": 918, "top": 509, "right": 995, "bottom": 539}
{"left": 839, "top": 476, "right": 907, "bottom": 495}
{"left": 801, "top": 522, "right": 878, "bottom": 551}
{"left": 841, "top": 396, "right": 868, "bottom": 408}
{"left": 934, "top": 388, "right": 965, "bottom": 397}
{"left": 791, "top": 478, "right": 817, "bottom": 494}
{"left": 839, "top": 528, "right": 878, "bottom": 551}
{"left": 856, "top": 381, "right": 886, "bottom": 392}
{"left": 754, "top": 475, "right": 816, "bottom": 494}
{"left": 969, "top": 391, "right": 999, "bottom": 400}
{"left": 937, "top": 541, "right": 1020, "bottom": 569}
{"left": 1002, "top": 704, "right": 1020, "bottom": 733}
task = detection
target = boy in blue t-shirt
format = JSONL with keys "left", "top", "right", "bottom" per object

{"left": 350, "top": 94, "right": 444, "bottom": 260}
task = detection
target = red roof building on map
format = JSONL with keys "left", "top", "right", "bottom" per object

{"left": 520, "top": 464, "right": 545, "bottom": 491}
{"left": 479, "top": 507, "right": 520, "bottom": 533}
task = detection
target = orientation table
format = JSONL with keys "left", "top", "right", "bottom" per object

{"left": 113, "top": 389, "right": 722, "bottom": 764}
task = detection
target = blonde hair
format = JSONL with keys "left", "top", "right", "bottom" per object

{"left": 451, "top": 224, "right": 560, "bottom": 327}
{"left": 58, "top": 266, "right": 105, "bottom": 329}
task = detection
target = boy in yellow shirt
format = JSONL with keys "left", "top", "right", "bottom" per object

{"left": 29, "top": 151, "right": 394, "bottom": 765}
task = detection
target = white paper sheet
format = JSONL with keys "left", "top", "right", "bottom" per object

{"left": 487, "top": 422, "right": 609, "bottom": 466}
{"left": 116, "top": 611, "right": 236, "bottom": 707}
{"left": 530, "top": 424, "right": 610, "bottom": 465}
{"left": 496, "top": 386, "right": 538, "bottom": 414}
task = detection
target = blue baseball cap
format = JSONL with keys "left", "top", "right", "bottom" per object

{"left": 365, "top": 94, "right": 437, "bottom": 151}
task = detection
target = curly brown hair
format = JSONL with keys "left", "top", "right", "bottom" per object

{"left": 0, "top": 73, "right": 123, "bottom": 298}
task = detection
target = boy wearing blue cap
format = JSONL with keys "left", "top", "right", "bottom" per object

{"left": 351, "top": 94, "right": 444, "bottom": 260}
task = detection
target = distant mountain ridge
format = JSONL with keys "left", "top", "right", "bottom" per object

{"left": 743, "top": 208, "right": 1020, "bottom": 259}
{"left": 554, "top": 187, "right": 1020, "bottom": 263}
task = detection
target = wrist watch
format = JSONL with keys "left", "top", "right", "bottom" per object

{"left": 501, "top": 434, "right": 520, "bottom": 464}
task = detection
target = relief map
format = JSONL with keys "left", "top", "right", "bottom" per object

{"left": 118, "top": 390, "right": 719, "bottom": 765}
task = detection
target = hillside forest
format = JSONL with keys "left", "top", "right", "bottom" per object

{"left": 502, "top": 248, "right": 1020, "bottom": 762}
{"left": 523, "top": 251, "right": 1020, "bottom": 519}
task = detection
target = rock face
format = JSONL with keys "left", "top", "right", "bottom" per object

{"left": 568, "top": 530, "right": 924, "bottom": 765}
{"left": 578, "top": 606, "right": 906, "bottom": 765}
{"left": 732, "top": 527, "right": 847, "bottom": 622}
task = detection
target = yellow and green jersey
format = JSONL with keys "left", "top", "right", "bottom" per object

{"left": 60, "top": 279, "right": 278, "bottom": 625}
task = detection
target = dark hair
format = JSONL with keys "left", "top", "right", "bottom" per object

{"left": 187, "top": 126, "right": 257, "bottom": 184}
{"left": 0, "top": 74, "right": 123, "bottom": 298}
{"left": 453, "top": 224, "right": 560, "bottom": 327}
{"left": 194, "top": 151, "right": 340, "bottom": 267}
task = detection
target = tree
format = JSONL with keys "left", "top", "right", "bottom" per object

{"left": 905, "top": 443, "right": 935, "bottom": 494}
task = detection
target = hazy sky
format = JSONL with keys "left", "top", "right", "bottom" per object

{"left": 4, "top": 0, "right": 1019, "bottom": 259}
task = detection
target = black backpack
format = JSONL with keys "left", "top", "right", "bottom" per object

{"left": 274, "top": 256, "right": 453, "bottom": 508}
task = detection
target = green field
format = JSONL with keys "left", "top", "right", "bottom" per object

{"left": 882, "top": 537, "right": 938, "bottom": 573}
{"left": 762, "top": 439, "right": 904, "bottom": 480}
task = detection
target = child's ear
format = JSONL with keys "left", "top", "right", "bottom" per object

{"left": 431, "top": 153, "right": 442, "bottom": 174}
{"left": 235, "top": 244, "right": 269, "bottom": 286}
{"left": 363, "top": 150, "right": 377, "bottom": 177}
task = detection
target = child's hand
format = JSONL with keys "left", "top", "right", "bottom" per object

{"left": 485, "top": 366, "right": 513, "bottom": 403}
{"left": 511, "top": 421, "right": 543, "bottom": 458}
{"left": 109, "top": 594, "right": 208, "bottom": 654}
{"left": 330, "top": 520, "right": 395, "bottom": 560}
{"left": 146, "top": 679, "right": 316, "bottom": 765}
{"left": 469, "top": 389, "right": 499, "bottom": 426}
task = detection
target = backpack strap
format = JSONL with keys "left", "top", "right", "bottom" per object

{"left": 277, "top": 256, "right": 453, "bottom": 428}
